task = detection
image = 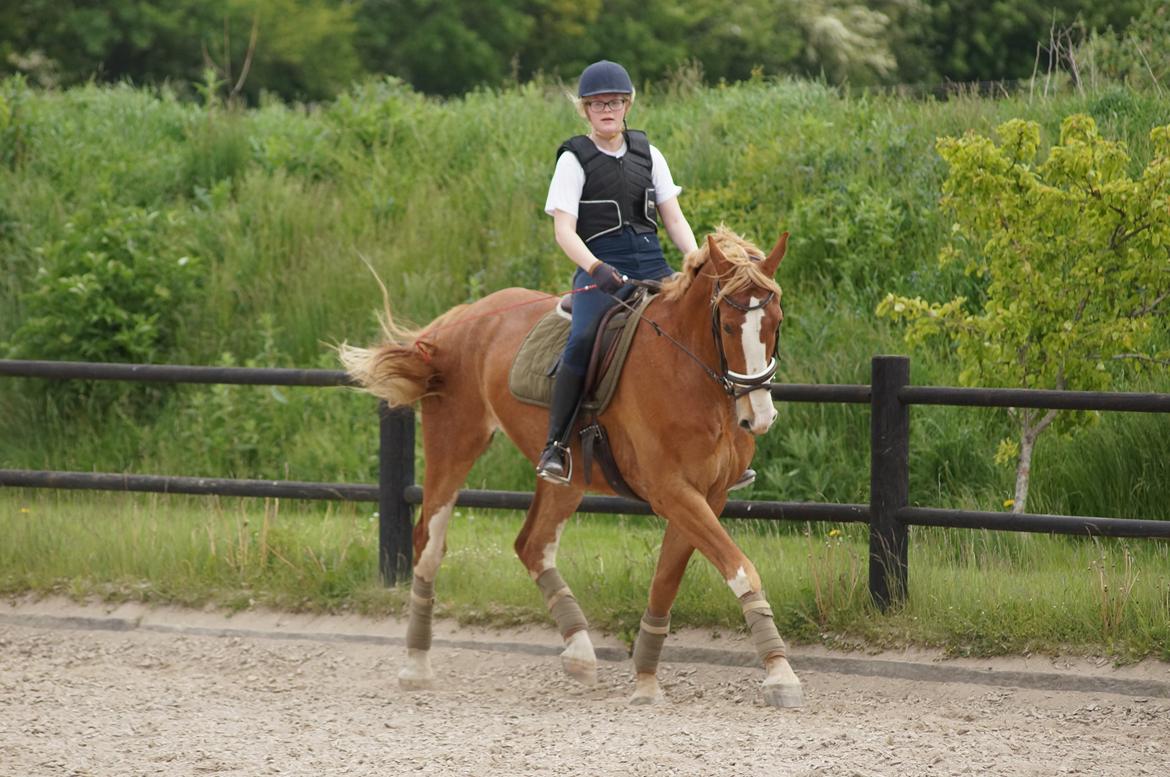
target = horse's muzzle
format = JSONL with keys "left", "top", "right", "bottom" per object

{"left": 736, "top": 388, "right": 777, "bottom": 435}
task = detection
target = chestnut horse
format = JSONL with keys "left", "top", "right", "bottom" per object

{"left": 340, "top": 226, "right": 802, "bottom": 708}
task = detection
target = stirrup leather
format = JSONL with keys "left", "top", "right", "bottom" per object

{"left": 536, "top": 442, "right": 573, "bottom": 485}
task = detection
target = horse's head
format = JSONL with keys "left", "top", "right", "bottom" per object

{"left": 705, "top": 230, "right": 787, "bottom": 435}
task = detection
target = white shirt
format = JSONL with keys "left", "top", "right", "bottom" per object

{"left": 544, "top": 139, "right": 683, "bottom": 217}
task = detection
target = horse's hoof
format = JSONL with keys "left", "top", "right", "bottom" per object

{"left": 762, "top": 681, "right": 803, "bottom": 708}
{"left": 628, "top": 689, "right": 663, "bottom": 705}
{"left": 629, "top": 673, "right": 662, "bottom": 705}
{"left": 561, "top": 655, "right": 598, "bottom": 686}
{"left": 402, "top": 664, "right": 439, "bottom": 688}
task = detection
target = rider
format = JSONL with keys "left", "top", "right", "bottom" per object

{"left": 536, "top": 59, "right": 756, "bottom": 492}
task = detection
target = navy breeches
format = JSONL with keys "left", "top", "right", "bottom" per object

{"left": 560, "top": 228, "right": 673, "bottom": 375}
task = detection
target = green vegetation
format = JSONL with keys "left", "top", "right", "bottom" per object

{"left": 880, "top": 115, "right": 1170, "bottom": 513}
{"left": 2, "top": 75, "right": 1167, "bottom": 518}
{"left": 3, "top": 491, "right": 1166, "bottom": 659}
{"left": 0, "top": 74, "right": 1166, "bottom": 656}
{"left": 0, "top": 1, "right": 1160, "bottom": 98}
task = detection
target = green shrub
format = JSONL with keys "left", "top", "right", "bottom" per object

{"left": 6, "top": 203, "right": 201, "bottom": 366}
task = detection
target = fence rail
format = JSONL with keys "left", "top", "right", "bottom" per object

{"left": 2, "top": 357, "right": 1167, "bottom": 607}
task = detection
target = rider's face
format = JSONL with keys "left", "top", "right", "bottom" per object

{"left": 585, "top": 93, "right": 630, "bottom": 137}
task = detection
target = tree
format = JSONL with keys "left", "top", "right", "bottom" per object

{"left": 878, "top": 115, "right": 1170, "bottom": 513}
{"left": 914, "top": 0, "right": 1145, "bottom": 84}
{"left": 0, "top": 0, "right": 362, "bottom": 103}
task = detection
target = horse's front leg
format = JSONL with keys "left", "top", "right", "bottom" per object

{"left": 651, "top": 486, "right": 803, "bottom": 708}
{"left": 629, "top": 522, "right": 693, "bottom": 704}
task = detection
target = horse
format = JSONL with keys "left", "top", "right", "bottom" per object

{"left": 340, "top": 226, "right": 802, "bottom": 708}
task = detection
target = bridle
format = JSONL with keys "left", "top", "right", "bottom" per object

{"left": 613, "top": 276, "right": 780, "bottom": 399}
{"left": 710, "top": 282, "right": 779, "bottom": 398}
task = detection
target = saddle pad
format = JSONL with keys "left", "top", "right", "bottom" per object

{"left": 509, "top": 292, "right": 654, "bottom": 413}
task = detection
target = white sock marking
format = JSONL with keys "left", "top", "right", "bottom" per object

{"left": 727, "top": 566, "right": 752, "bottom": 597}
{"left": 414, "top": 499, "right": 455, "bottom": 582}
{"left": 540, "top": 520, "right": 568, "bottom": 573}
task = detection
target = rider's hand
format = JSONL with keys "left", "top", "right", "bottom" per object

{"left": 588, "top": 261, "right": 624, "bottom": 294}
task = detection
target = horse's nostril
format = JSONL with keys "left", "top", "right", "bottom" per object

{"left": 740, "top": 419, "right": 751, "bottom": 430}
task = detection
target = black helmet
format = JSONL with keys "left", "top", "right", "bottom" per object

{"left": 577, "top": 60, "right": 634, "bottom": 97}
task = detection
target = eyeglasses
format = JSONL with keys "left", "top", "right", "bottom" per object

{"left": 586, "top": 98, "right": 629, "bottom": 113}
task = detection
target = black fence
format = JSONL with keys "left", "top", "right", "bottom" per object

{"left": 2, "top": 356, "right": 1168, "bottom": 609}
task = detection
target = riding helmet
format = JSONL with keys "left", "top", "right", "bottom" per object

{"left": 578, "top": 60, "right": 634, "bottom": 97}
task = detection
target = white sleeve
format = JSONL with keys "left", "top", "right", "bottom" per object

{"left": 544, "top": 152, "right": 586, "bottom": 217}
{"left": 649, "top": 145, "right": 683, "bottom": 204}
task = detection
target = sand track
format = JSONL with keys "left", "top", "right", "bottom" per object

{"left": 2, "top": 599, "right": 1167, "bottom": 776}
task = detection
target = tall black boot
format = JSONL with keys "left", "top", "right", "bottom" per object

{"left": 536, "top": 364, "right": 585, "bottom": 485}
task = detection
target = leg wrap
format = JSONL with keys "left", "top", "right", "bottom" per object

{"left": 631, "top": 610, "right": 671, "bottom": 675}
{"left": 536, "top": 568, "right": 589, "bottom": 638}
{"left": 740, "top": 590, "right": 787, "bottom": 662}
{"left": 405, "top": 576, "right": 435, "bottom": 652}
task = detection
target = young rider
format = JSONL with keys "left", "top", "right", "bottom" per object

{"left": 537, "top": 59, "right": 756, "bottom": 492}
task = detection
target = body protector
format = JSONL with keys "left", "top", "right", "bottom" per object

{"left": 558, "top": 130, "right": 659, "bottom": 243}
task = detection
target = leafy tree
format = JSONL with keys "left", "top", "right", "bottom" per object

{"left": 1075, "top": 3, "right": 1170, "bottom": 91}
{"left": 913, "top": 0, "right": 1146, "bottom": 84}
{"left": 355, "top": 0, "right": 535, "bottom": 96}
{"left": 0, "top": 0, "right": 362, "bottom": 102}
{"left": 878, "top": 115, "right": 1170, "bottom": 513}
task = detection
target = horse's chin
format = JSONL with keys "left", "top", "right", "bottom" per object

{"left": 736, "top": 392, "right": 778, "bottom": 435}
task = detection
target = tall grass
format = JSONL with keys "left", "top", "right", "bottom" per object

{"left": 2, "top": 490, "right": 1166, "bottom": 659}
{"left": 1, "top": 76, "right": 1168, "bottom": 521}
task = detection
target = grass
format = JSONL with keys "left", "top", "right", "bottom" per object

{"left": 3, "top": 490, "right": 1166, "bottom": 661}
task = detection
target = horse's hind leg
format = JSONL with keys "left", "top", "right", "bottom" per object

{"left": 512, "top": 480, "right": 593, "bottom": 685}
{"left": 629, "top": 522, "right": 694, "bottom": 705}
{"left": 398, "top": 402, "right": 494, "bottom": 690}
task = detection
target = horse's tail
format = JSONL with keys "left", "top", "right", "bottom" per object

{"left": 338, "top": 263, "right": 469, "bottom": 407}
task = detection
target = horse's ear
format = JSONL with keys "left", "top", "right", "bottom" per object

{"left": 706, "top": 234, "right": 730, "bottom": 277}
{"left": 762, "top": 232, "right": 788, "bottom": 277}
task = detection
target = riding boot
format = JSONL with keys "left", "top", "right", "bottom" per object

{"left": 536, "top": 364, "right": 585, "bottom": 485}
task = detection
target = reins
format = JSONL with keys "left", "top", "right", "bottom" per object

{"left": 409, "top": 276, "right": 779, "bottom": 400}
{"left": 610, "top": 277, "right": 778, "bottom": 398}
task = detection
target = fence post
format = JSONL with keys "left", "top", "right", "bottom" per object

{"left": 869, "top": 355, "right": 910, "bottom": 609}
{"left": 379, "top": 402, "right": 415, "bottom": 586}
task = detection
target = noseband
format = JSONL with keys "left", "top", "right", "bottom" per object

{"left": 710, "top": 282, "right": 778, "bottom": 398}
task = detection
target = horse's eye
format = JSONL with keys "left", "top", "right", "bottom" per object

{"left": 722, "top": 323, "right": 735, "bottom": 334}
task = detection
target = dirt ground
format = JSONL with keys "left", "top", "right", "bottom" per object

{"left": 1, "top": 598, "right": 1168, "bottom": 777}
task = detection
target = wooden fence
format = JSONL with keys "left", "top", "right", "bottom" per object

{"left": 2, "top": 356, "right": 1168, "bottom": 609}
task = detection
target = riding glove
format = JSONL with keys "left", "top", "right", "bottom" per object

{"left": 589, "top": 261, "right": 624, "bottom": 294}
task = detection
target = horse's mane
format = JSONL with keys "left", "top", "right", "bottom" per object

{"left": 660, "top": 225, "right": 782, "bottom": 304}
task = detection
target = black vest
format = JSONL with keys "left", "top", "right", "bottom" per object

{"left": 557, "top": 129, "right": 659, "bottom": 243}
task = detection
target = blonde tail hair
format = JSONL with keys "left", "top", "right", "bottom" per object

{"left": 337, "top": 255, "right": 467, "bottom": 407}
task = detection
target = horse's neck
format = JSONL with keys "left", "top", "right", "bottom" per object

{"left": 654, "top": 275, "right": 722, "bottom": 376}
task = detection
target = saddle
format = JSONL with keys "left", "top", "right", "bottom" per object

{"left": 509, "top": 287, "right": 655, "bottom": 500}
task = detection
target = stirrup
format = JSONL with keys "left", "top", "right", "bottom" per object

{"left": 536, "top": 442, "right": 573, "bottom": 486}
{"left": 728, "top": 468, "right": 756, "bottom": 492}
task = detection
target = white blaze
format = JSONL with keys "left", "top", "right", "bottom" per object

{"left": 739, "top": 296, "right": 778, "bottom": 433}
{"left": 414, "top": 499, "right": 455, "bottom": 582}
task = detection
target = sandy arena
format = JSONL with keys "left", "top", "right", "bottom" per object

{"left": 2, "top": 598, "right": 1168, "bottom": 776}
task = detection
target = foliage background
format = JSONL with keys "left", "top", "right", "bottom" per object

{"left": 1, "top": 1, "right": 1165, "bottom": 99}
{"left": 1, "top": 68, "right": 1167, "bottom": 523}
